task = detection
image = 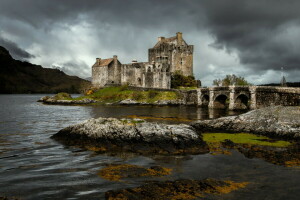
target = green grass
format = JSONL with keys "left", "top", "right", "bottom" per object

{"left": 71, "top": 86, "right": 180, "bottom": 103}
{"left": 177, "top": 86, "right": 197, "bottom": 90}
{"left": 54, "top": 92, "right": 72, "bottom": 100}
{"left": 203, "top": 133, "right": 292, "bottom": 148}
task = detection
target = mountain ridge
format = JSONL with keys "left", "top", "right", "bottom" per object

{"left": 0, "top": 46, "right": 90, "bottom": 94}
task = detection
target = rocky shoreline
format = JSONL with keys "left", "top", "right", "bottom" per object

{"left": 37, "top": 95, "right": 97, "bottom": 105}
{"left": 52, "top": 106, "right": 300, "bottom": 156}
{"left": 191, "top": 106, "right": 300, "bottom": 139}
{"left": 51, "top": 117, "right": 209, "bottom": 155}
{"left": 38, "top": 95, "right": 184, "bottom": 106}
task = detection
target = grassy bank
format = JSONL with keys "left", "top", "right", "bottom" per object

{"left": 68, "top": 86, "right": 181, "bottom": 104}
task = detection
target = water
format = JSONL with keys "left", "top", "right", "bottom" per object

{"left": 0, "top": 94, "right": 299, "bottom": 200}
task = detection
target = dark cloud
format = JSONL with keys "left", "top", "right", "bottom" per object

{"left": 201, "top": 0, "right": 300, "bottom": 72}
{"left": 0, "top": 0, "right": 299, "bottom": 84}
{"left": 0, "top": 37, "right": 34, "bottom": 60}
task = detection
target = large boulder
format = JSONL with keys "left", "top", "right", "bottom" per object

{"left": 52, "top": 117, "right": 209, "bottom": 155}
{"left": 191, "top": 106, "right": 300, "bottom": 139}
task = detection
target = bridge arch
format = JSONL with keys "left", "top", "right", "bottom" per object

{"left": 213, "top": 94, "right": 229, "bottom": 109}
{"left": 200, "top": 94, "right": 209, "bottom": 107}
{"left": 234, "top": 94, "right": 249, "bottom": 110}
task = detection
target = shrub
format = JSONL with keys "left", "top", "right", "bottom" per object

{"left": 148, "top": 90, "right": 159, "bottom": 99}
{"left": 54, "top": 92, "right": 72, "bottom": 100}
{"left": 120, "top": 84, "right": 129, "bottom": 91}
{"left": 171, "top": 71, "right": 198, "bottom": 88}
{"left": 132, "top": 92, "right": 144, "bottom": 101}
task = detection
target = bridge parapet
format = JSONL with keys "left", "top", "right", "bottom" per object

{"left": 179, "top": 86, "right": 299, "bottom": 109}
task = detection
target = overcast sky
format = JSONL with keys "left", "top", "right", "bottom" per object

{"left": 0, "top": 0, "right": 299, "bottom": 86}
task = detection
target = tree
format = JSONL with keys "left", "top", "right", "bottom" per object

{"left": 213, "top": 74, "right": 251, "bottom": 86}
{"left": 171, "top": 71, "right": 198, "bottom": 88}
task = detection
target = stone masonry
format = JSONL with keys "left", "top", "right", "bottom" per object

{"left": 92, "top": 32, "right": 193, "bottom": 89}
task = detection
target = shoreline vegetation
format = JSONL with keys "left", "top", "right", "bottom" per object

{"left": 38, "top": 86, "right": 187, "bottom": 105}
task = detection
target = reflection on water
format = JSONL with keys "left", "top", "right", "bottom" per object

{"left": 0, "top": 94, "right": 299, "bottom": 200}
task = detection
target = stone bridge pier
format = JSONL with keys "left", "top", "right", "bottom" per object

{"left": 198, "top": 86, "right": 252, "bottom": 110}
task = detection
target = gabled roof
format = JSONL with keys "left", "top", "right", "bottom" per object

{"left": 96, "top": 58, "right": 114, "bottom": 67}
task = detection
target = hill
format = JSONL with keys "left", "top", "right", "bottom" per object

{"left": 258, "top": 82, "right": 300, "bottom": 87}
{"left": 0, "top": 46, "right": 90, "bottom": 93}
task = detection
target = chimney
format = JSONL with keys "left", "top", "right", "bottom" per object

{"left": 158, "top": 37, "right": 165, "bottom": 42}
{"left": 96, "top": 58, "right": 101, "bottom": 65}
{"left": 176, "top": 32, "right": 182, "bottom": 45}
{"left": 113, "top": 55, "right": 118, "bottom": 61}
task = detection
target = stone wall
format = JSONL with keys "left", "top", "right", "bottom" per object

{"left": 174, "top": 86, "right": 300, "bottom": 109}
{"left": 251, "top": 86, "right": 300, "bottom": 109}
{"left": 92, "top": 65, "right": 108, "bottom": 87}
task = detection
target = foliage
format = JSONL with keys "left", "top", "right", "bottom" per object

{"left": 213, "top": 74, "right": 252, "bottom": 86}
{"left": 54, "top": 92, "right": 72, "bottom": 100}
{"left": 148, "top": 90, "right": 159, "bottom": 99}
{"left": 119, "top": 83, "right": 129, "bottom": 91}
{"left": 132, "top": 92, "right": 144, "bottom": 101}
{"left": 171, "top": 71, "right": 198, "bottom": 88}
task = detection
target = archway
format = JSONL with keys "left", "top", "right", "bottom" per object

{"left": 213, "top": 94, "right": 228, "bottom": 109}
{"left": 201, "top": 95, "right": 209, "bottom": 107}
{"left": 234, "top": 94, "right": 249, "bottom": 110}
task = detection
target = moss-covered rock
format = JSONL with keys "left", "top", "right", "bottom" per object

{"left": 191, "top": 106, "right": 300, "bottom": 139}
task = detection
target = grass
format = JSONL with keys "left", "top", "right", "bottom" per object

{"left": 203, "top": 133, "right": 292, "bottom": 148}
{"left": 177, "top": 86, "right": 198, "bottom": 90}
{"left": 70, "top": 86, "right": 181, "bottom": 103}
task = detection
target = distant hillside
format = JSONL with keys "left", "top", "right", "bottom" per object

{"left": 259, "top": 82, "right": 300, "bottom": 87}
{"left": 0, "top": 46, "right": 90, "bottom": 94}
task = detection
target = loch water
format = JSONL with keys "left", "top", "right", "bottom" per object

{"left": 0, "top": 94, "right": 299, "bottom": 200}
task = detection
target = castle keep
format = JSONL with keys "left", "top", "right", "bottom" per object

{"left": 92, "top": 32, "right": 194, "bottom": 89}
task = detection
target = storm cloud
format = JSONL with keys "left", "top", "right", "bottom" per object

{"left": 0, "top": 0, "right": 299, "bottom": 85}
{"left": 0, "top": 36, "right": 34, "bottom": 60}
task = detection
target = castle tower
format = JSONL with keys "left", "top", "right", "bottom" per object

{"left": 148, "top": 32, "right": 194, "bottom": 76}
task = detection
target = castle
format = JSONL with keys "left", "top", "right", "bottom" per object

{"left": 92, "top": 32, "right": 194, "bottom": 89}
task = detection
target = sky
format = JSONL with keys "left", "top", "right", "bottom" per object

{"left": 0, "top": 0, "right": 299, "bottom": 86}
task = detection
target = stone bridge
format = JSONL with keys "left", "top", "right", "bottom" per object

{"left": 182, "top": 86, "right": 300, "bottom": 110}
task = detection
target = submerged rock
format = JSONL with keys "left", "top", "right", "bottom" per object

{"left": 191, "top": 106, "right": 300, "bottom": 139}
{"left": 98, "top": 164, "right": 172, "bottom": 181}
{"left": 105, "top": 178, "right": 249, "bottom": 200}
{"left": 51, "top": 117, "right": 209, "bottom": 155}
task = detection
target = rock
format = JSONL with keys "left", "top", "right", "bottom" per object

{"left": 105, "top": 178, "right": 249, "bottom": 200}
{"left": 38, "top": 94, "right": 97, "bottom": 105}
{"left": 98, "top": 164, "right": 172, "bottom": 181}
{"left": 51, "top": 117, "right": 209, "bottom": 155}
{"left": 191, "top": 106, "right": 300, "bottom": 139}
{"left": 118, "top": 99, "right": 139, "bottom": 105}
{"left": 37, "top": 96, "right": 50, "bottom": 102}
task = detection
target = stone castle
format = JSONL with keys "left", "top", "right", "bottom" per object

{"left": 92, "top": 32, "right": 194, "bottom": 89}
